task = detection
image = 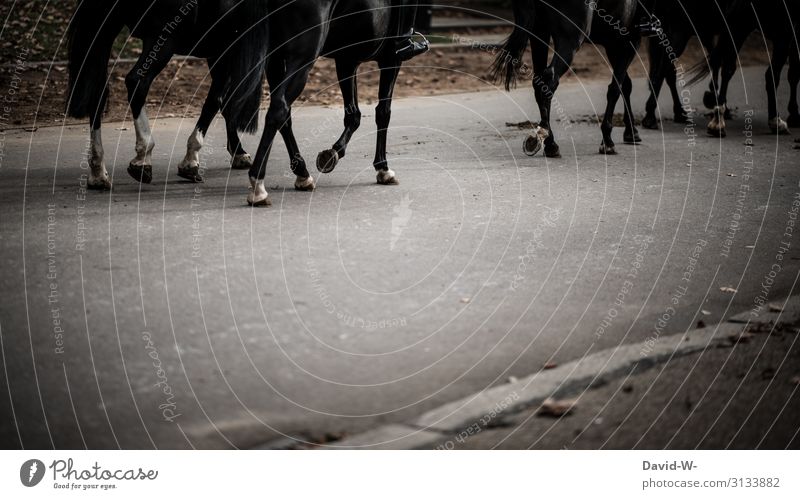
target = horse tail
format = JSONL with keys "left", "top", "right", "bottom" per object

{"left": 687, "top": 0, "right": 752, "bottom": 86}
{"left": 490, "top": 0, "right": 536, "bottom": 90}
{"left": 66, "top": 0, "right": 124, "bottom": 118}
{"left": 222, "top": 0, "right": 270, "bottom": 134}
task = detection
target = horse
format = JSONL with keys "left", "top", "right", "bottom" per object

{"left": 641, "top": 0, "right": 735, "bottom": 130}
{"left": 490, "top": 0, "right": 649, "bottom": 157}
{"left": 687, "top": 0, "right": 800, "bottom": 137}
{"left": 222, "top": 0, "right": 419, "bottom": 206}
{"left": 66, "top": 0, "right": 266, "bottom": 190}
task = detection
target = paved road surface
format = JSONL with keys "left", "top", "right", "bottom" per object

{"left": 1, "top": 67, "right": 798, "bottom": 448}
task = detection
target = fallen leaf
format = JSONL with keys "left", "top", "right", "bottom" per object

{"left": 460, "top": 297, "right": 470, "bottom": 304}
{"left": 768, "top": 304, "right": 784, "bottom": 313}
{"left": 507, "top": 376, "right": 518, "bottom": 383}
{"left": 720, "top": 286, "right": 737, "bottom": 293}
{"left": 538, "top": 398, "right": 576, "bottom": 417}
{"left": 697, "top": 320, "right": 706, "bottom": 328}
{"left": 701, "top": 309, "right": 711, "bottom": 315}
{"left": 727, "top": 173, "right": 737, "bottom": 177}
{"left": 543, "top": 362, "right": 558, "bottom": 370}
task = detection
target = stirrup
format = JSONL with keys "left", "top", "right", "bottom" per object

{"left": 395, "top": 31, "right": 430, "bottom": 61}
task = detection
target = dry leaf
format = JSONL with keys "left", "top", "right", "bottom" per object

{"left": 543, "top": 362, "right": 558, "bottom": 370}
{"left": 460, "top": 297, "right": 470, "bottom": 304}
{"left": 538, "top": 398, "right": 576, "bottom": 417}
{"left": 720, "top": 286, "right": 737, "bottom": 293}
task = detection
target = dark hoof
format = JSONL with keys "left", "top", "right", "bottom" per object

{"left": 523, "top": 134, "right": 543, "bottom": 156}
{"left": 787, "top": 114, "right": 800, "bottom": 128}
{"left": 673, "top": 112, "right": 690, "bottom": 124}
{"left": 642, "top": 114, "right": 659, "bottom": 130}
{"left": 231, "top": 153, "right": 253, "bottom": 170}
{"left": 247, "top": 196, "right": 272, "bottom": 207}
{"left": 177, "top": 165, "right": 203, "bottom": 183}
{"left": 623, "top": 129, "right": 642, "bottom": 144}
{"left": 599, "top": 142, "right": 617, "bottom": 155}
{"left": 706, "top": 126, "right": 726, "bottom": 138}
{"left": 703, "top": 91, "right": 716, "bottom": 110}
{"left": 316, "top": 149, "right": 338, "bottom": 173}
{"left": 127, "top": 163, "right": 152, "bottom": 184}
{"left": 544, "top": 143, "right": 561, "bottom": 158}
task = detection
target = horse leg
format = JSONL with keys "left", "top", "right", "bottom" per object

{"left": 766, "top": 43, "right": 790, "bottom": 134}
{"left": 247, "top": 60, "right": 316, "bottom": 205}
{"left": 622, "top": 73, "right": 640, "bottom": 144}
{"left": 532, "top": 33, "right": 578, "bottom": 158}
{"left": 600, "top": 47, "right": 635, "bottom": 155}
{"left": 124, "top": 38, "right": 174, "bottom": 184}
{"left": 373, "top": 61, "right": 401, "bottom": 185}
{"left": 176, "top": 59, "right": 228, "bottom": 183}
{"left": 317, "top": 59, "right": 361, "bottom": 174}
{"left": 788, "top": 53, "right": 800, "bottom": 127}
{"left": 265, "top": 57, "right": 315, "bottom": 191}
{"left": 86, "top": 86, "right": 112, "bottom": 190}
{"left": 707, "top": 59, "right": 736, "bottom": 138}
{"left": 643, "top": 34, "right": 667, "bottom": 130}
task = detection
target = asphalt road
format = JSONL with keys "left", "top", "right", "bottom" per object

{"left": 1, "top": 66, "right": 799, "bottom": 449}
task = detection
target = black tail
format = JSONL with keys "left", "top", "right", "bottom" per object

{"left": 66, "top": 0, "right": 123, "bottom": 118}
{"left": 222, "top": 0, "right": 270, "bottom": 134}
{"left": 489, "top": 0, "right": 536, "bottom": 90}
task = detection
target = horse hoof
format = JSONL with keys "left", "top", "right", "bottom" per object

{"left": 231, "top": 153, "right": 252, "bottom": 170}
{"left": 544, "top": 144, "right": 561, "bottom": 158}
{"left": 769, "top": 117, "right": 791, "bottom": 135}
{"left": 127, "top": 163, "right": 152, "bottom": 184}
{"left": 706, "top": 125, "right": 726, "bottom": 138}
{"left": 294, "top": 175, "right": 316, "bottom": 191}
{"left": 87, "top": 173, "right": 112, "bottom": 191}
{"left": 623, "top": 130, "right": 642, "bottom": 144}
{"left": 523, "top": 134, "right": 542, "bottom": 156}
{"left": 599, "top": 143, "right": 617, "bottom": 155}
{"left": 247, "top": 178, "right": 271, "bottom": 206}
{"left": 703, "top": 91, "right": 716, "bottom": 110}
{"left": 177, "top": 164, "right": 203, "bottom": 183}
{"left": 376, "top": 169, "right": 399, "bottom": 185}
{"left": 787, "top": 114, "right": 800, "bottom": 128}
{"left": 641, "top": 114, "right": 659, "bottom": 130}
{"left": 316, "top": 149, "right": 338, "bottom": 173}
{"left": 673, "top": 112, "right": 689, "bottom": 124}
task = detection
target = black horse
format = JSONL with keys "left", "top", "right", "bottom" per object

{"left": 641, "top": 0, "right": 735, "bottom": 130}
{"left": 688, "top": 0, "right": 800, "bottom": 137}
{"left": 223, "top": 0, "right": 423, "bottom": 206}
{"left": 492, "top": 0, "right": 653, "bottom": 157}
{"left": 66, "top": 0, "right": 266, "bottom": 189}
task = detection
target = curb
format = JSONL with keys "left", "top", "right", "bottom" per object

{"left": 311, "top": 296, "right": 799, "bottom": 450}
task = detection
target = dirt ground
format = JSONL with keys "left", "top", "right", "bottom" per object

{"left": 0, "top": 31, "right": 772, "bottom": 131}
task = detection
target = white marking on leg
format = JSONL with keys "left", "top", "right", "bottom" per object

{"left": 769, "top": 116, "right": 790, "bottom": 135}
{"left": 376, "top": 168, "right": 397, "bottom": 185}
{"left": 179, "top": 127, "right": 203, "bottom": 171}
{"left": 131, "top": 111, "right": 155, "bottom": 166}
{"left": 247, "top": 177, "right": 269, "bottom": 206}
{"left": 87, "top": 128, "right": 111, "bottom": 189}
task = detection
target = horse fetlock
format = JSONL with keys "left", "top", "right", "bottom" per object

{"left": 87, "top": 168, "right": 112, "bottom": 190}
{"left": 642, "top": 113, "right": 659, "bottom": 130}
{"left": 623, "top": 127, "right": 642, "bottom": 144}
{"left": 247, "top": 177, "right": 270, "bottom": 206}
{"left": 376, "top": 169, "right": 398, "bottom": 185}
{"left": 599, "top": 141, "right": 617, "bottom": 155}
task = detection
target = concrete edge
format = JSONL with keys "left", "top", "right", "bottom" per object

{"left": 324, "top": 296, "right": 798, "bottom": 450}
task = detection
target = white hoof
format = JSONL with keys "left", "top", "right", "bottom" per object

{"left": 376, "top": 169, "right": 398, "bottom": 185}
{"left": 769, "top": 117, "right": 790, "bottom": 135}
{"left": 247, "top": 177, "right": 270, "bottom": 206}
{"left": 523, "top": 125, "right": 549, "bottom": 156}
{"left": 231, "top": 153, "right": 253, "bottom": 170}
{"left": 294, "top": 175, "right": 315, "bottom": 191}
{"left": 87, "top": 170, "right": 112, "bottom": 190}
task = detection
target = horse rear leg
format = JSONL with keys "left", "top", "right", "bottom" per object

{"left": 248, "top": 59, "right": 317, "bottom": 204}
{"left": 788, "top": 53, "right": 800, "bottom": 127}
{"left": 766, "top": 43, "right": 790, "bottom": 134}
{"left": 600, "top": 46, "right": 636, "bottom": 155}
{"left": 373, "top": 62, "right": 401, "bottom": 185}
{"left": 86, "top": 86, "right": 113, "bottom": 190}
{"left": 622, "top": 73, "right": 641, "bottom": 144}
{"left": 317, "top": 60, "right": 361, "bottom": 174}
{"left": 124, "top": 38, "right": 175, "bottom": 184}
{"left": 532, "top": 33, "right": 579, "bottom": 158}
